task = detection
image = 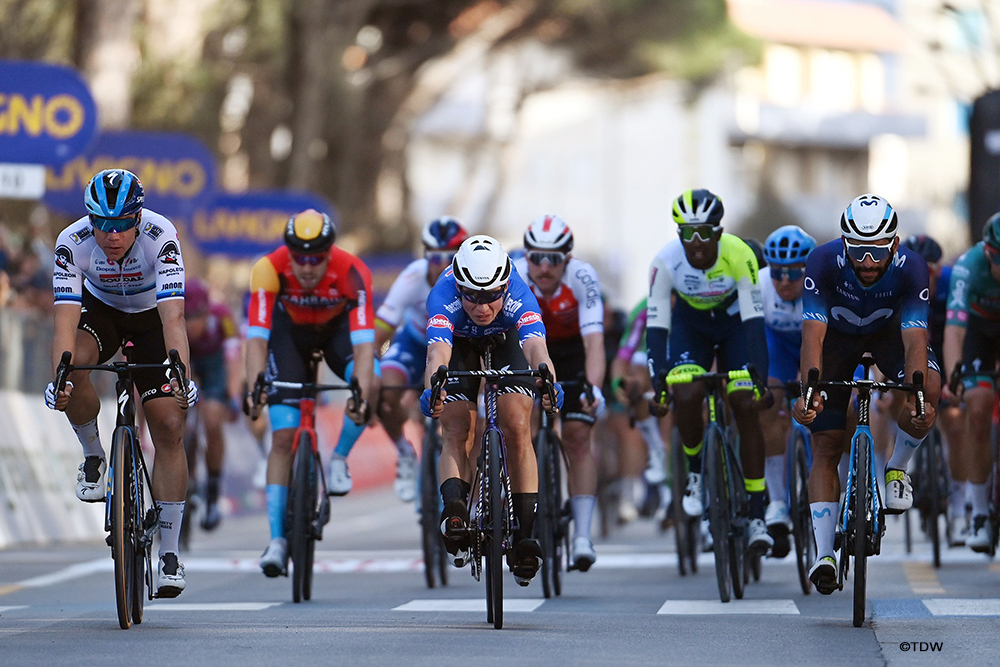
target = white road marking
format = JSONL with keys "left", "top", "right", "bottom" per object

{"left": 145, "top": 602, "right": 283, "bottom": 612}
{"left": 657, "top": 599, "right": 800, "bottom": 615}
{"left": 922, "top": 599, "right": 1000, "bottom": 616}
{"left": 394, "top": 599, "right": 544, "bottom": 612}
{"left": 0, "top": 606, "right": 27, "bottom": 613}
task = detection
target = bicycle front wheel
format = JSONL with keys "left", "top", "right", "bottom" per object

{"left": 420, "top": 425, "right": 442, "bottom": 589}
{"left": 671, "top": 430, "right": 691, "bottom": 576}
{"left": 289, "top": 432, "right": 316, "bottom": 603}
{"left": 853, "top": 433, "right": 870, "bottom": 628}
{"left": 925, "top": 429, "right": 942, "bottom": 568}
{"left": 536, "top": 427, "right": 555, "bottom": 598}
{"left": 110, "top": 426, "right": 136, "bottom": 629}
{"left": 789, "top": 429, "right": 815, "bottom": 595}
{"left": 486, "top": 429, "right": 505, "bottom": 629}
{"left": 705, "top": 426, "right": 732, "bottom": 603}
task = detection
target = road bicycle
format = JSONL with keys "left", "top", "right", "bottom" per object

{"left": 55, "top": 347, "right": 189, "bottom": 629}
{"left": 428, "top": 340, "right": 557, "bottom": 629}
{"left": 251, "top": 352, "right": 363, "bottom": 603}
{"left": 418, "top": 415, "right": 449, "bottom": 588}
{"left": 669, "top": 426, "right": 699, "bottom": 576}
{"left": 803, "top": 353, "right": 925, "bottom": 627}
{"left": 904, "top": 424, "right": 949, "bottom": 568}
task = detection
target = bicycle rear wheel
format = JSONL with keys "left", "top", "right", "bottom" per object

{"left": 289, "top": 432, "right": 316, "bottom": 603}
{"left": 111, "top": 426, "right": 136, "bottom": 629}
{"left": 420, "top": 425, "right": 442, "bottom": 589}
{"left": 705, "top": 427, "right": 732, "bottom": 603}
{"left": 789, "top": 430, "right": 815, "bottom": 594}
{"left": 484, "top": 429, "right": 505, "bottom": 629}
{"left": 131, "top": 451, "right": 147, "bottom": 625}
{"left": 853, "top": 434, "right": 870, "bottom": 628}
{"left": 727, "top": 440, "right": 747, "bottom": 601}
{"left": 550, "top": 432, "right": 564, "bottom": 595}
{"left": 671, "top": 431, "right": 691, "bottom": 576}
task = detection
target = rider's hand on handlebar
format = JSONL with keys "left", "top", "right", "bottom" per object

{"left": 581, "top": 385, "right": 606, "bottom": 417}
{"left": 906, "top": 393, "right": 936, "bottom": 430}
{"left": 420, "top": 387, "right": 446, "bottom": 418}
{"left": 537, "top": 379, "right": 563, "bottom": 413}
{"left": 941, "top": 382, "right": 962, "bottom": 405}
{"left": 792, "top": 392, "right": 824, "bottom": 425}
{"left": 45, "top": 380, "right": 74, "bottom": 411}
{"left": 170, "top": 377, "right": 199, "bottom": 409}
{"left": 346, "top": 396, "right": 371, "bottom": 426}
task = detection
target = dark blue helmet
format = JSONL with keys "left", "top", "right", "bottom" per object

{"left": 84, "top": 169, "right": 144, "bottom": 218}
{"left": 901, "top": 234, "right": 942, "bottom": 264}
{"left": 422, "top": 216, "right": 468, "bottom": 250}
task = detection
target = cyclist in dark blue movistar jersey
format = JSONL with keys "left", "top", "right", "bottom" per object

{"left": 793, "top": 194, "right": 941, "bottom": 595}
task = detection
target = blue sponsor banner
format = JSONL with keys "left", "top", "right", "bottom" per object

{"left": 44, "top": 131, "right": 216, "bottom": 219}
{"left": 185, "top": 190, "right": 336, "bottom": 258}
{"left": 0, "top": 60, "right": 99, "bottom": 165}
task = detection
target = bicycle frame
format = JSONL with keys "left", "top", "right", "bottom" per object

{"left": 840, "top": 387, "right": 882, "bottom": 568}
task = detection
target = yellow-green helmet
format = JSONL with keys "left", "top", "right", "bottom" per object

{"left": 672, "top": 189, "right": 724, "bottom": 226}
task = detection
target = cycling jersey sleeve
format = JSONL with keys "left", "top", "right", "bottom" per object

{"left": 730, "top": 237, "right": 764, "bottom": 322}
{"left": 899, "top": 249, "right": 930, "bottom": 330}
{"left": 946, "top": 250, "right": 974, "bottom": 328}
{"left": 376, "top": 259, "right": 425, "bottom": 332}
{"left": 646, "top": 253, "right": 674, "bottom": 379}
{"left": 425, "top": 272, "right": 459, "bottom": 346}
{"left": 53, "top": 226, "right": 85, "bottom": 305}
{"left": 505, "top": 271, "right": 547, "bottom": 343}
{"left": 153, "top": 231, "right": 186, "bottom": 303}
{"left": 247, "top": 255, "right": 280, "bottom": 340}
{"left": 616, "top": 299, "right": 647, "bottom": 361}
{"left": 568, "top": 260, "right": 604, "bottom": 336}
{"left": 343, "top": 258, "right": 375, "bottom": 345}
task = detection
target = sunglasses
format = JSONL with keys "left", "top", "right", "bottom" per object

{"left": 527, "top": 251, "right": 567, "bottom": 266}
{"left": 843, "top": 239, "right": 893, "bottom": 264}
{"left": 292, "top": 253, "right": 327, "bottom": 266}
{"left": 678, "top": 224, "right": 721, "bottom": 243}
{"left": 90, "top": 213, "right": 140, "bottom": 233}
{"left": 772, "top": 266, "right": 805, "bottom": 282}
{"left": 458, "top": 285, "right": 506, "bottom": 304}
{"left": 425, "top": 250, "right": 456, "bottom": 265}
{"left": 985, "top": 245, "right": 1000, "bottom": 266}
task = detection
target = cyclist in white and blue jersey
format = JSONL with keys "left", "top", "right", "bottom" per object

{"left": 793, "top": 194, "right": 941, "bottom": 594}
{"left": 758, "top": 225, "right": 816, "bottom": 558}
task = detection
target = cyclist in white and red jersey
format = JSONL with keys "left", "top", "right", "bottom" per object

{"left": 514, "top": 215, "right": 605, "bottom": 570}
{"left": 376, "top": 217, "right": 468, "bottom": 501}
{"left": 46, "top": 169, "right": 198, "bottom": 598}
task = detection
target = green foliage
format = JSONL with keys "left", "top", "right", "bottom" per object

{"left": 0, "top": 0, "right": 76, "bottom": 63}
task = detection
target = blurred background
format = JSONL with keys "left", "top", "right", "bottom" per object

{"left": 2, "top": 0, "right": 1000, "bottom": 392}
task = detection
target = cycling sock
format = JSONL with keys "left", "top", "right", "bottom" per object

{"left": 570, "top": 495, "right": 596, "bottom": 541}
{"left": 970, "top": 483, "right": 989, "bottom": 517}
{"left": 333, "top": 414, "right": 365, "bottom": 458}
{"left": 636, "top": 416, "right": 666, "bottom": 464}
{"left": 886, "top": 429, "right": 925, "bottom": 471}
{"left": 684, "top": 441, "right": 703, "bottom": 474}
{"left": 810, "top": 501, "right": 838, "bottom": 558}
{"left": 156, "top": 501, "right": 185, "bottom": 557}
{"left": 513, "top": 492, "right": 537, "bottom": 542}
{"left": 206, "top": 474, "right": 221, "bottom": 506}
{"left": 393, "top": 436, "right": 416, "bottom": 459}
{"left": 745, "top": 478, "right": 767, "bottom": 520}
{"left": 949, "top": 479, "right": 966, "bottom": 516}
{"left": 440, "top": 477, "right": 471, "bottom": 506}
{"left": 764, "top": 456, "right": 785, "bottom": 504}
{"left": 72, "top": 418, "right": 104, "bottom": 459}
{"left": 266, "top": 485, "right": 288, "bottom": 540}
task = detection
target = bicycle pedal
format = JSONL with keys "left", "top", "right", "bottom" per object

{"left": 105, "top": 533, "right": 113, "bottom": 548}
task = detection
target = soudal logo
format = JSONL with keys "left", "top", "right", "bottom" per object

{"left": 428, "top": 315, "right": 453, "bottom": 330}
{"left": 516, "top": 311, "right": 541, "bottom": 329}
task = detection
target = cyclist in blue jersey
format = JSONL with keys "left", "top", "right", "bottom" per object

{"left": 758, "top": 225, "right": 816, "bottom": 558}
{"left": 793, "top": 194, "right": 941, "bottom": 594}
{"left": 421, "top": 235, "right": 563, "bottom": 586}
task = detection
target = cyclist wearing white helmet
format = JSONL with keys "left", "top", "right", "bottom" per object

{"left": 793, "top": 194, "right": 940, "bottom": 594}
{"left": 422, "top": 234, "right": 563, "bottom": 586}
{"left": 375, "top": 216, "right": 468, "bottom": 502}
{"left": 757, "top": 225, "right": 816, "bottom": 557}
{"left": 514, "top": 214, "right": 605, "bottom": 571}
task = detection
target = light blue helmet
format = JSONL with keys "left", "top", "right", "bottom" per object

{"left": 763, "top": 225, "right": 816, "bottom": 266}
{"left": 84, "top": 169, "right": 145, "bottom": 218}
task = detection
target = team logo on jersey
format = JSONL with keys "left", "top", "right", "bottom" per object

{"left": 516, "top": 312, "right": 541, "bottom": 329}
{"left": 428, "top": 315, "right": 453, "bottom": 330}
{"left": 831, "top": 306, "right": 893, "bottom": 328}
{"left": 54, "top": 245, "right": 74, "bottom": 270}
{"left": 143, "top": 223, "right": 163, "bottom": 240}
{"left": 70, "top": 227, "right": 93, "bottom": 245}
{"left": 158, "top": 241, "right": 180, "bottom": 265}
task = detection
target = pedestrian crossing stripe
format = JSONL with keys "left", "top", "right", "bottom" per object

{"left": 146, "top": 602, "right": 282, "bottom": 611}
{"left": 0, "top": 606, "right": 27, "bottom": 613}
{"left": 922, "top": 599, "right": 1000, "bottom": 616}
{"left": 394, "top": 599, "right": 545, "bottom": 612}
{"left": 657, "top": 600, "right": 800, "bottom": 615}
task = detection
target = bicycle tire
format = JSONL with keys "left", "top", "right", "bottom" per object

{"left": 853, "top": 433, "right": 870, "bottom": 628}
{"left": 303, "top": 450, "right": 321, "bottom": 601}
{"left": 420, "top": 425, "right": 441, "bottom": 589}
{"left": 705, "top": 426, "right": 732, "bottom": 603}
{"left": 487, "top": 429, "right": 505, "bottom": 629}
{"left": 111, "top": 426, "right": 135, "bottom": 629}
{"left": 131, "top": 446, "right": 146, "bottom": 625}
{"left": 290, "top": 431, "right": 314, "bottom": 603}
{"left": 550, "top": 432, "right": 564, "bottom": 596}
{"left": 789, "top": 431, "right": 814, "bottom": 595}
{"left": 537, "top": 426, "right": 555, "bottom": 598}
{"left": 926, "top": 429, "right": 941, "bottom": 568}
{"left": 727, "top": 440, "right": 747, "bottom": 601}
{"left": 671, "top": 431, "right": 689, "bottom": 576}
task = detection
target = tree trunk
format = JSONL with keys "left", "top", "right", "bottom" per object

{"left": 74, "top": 0, "right": 141, "bottom": 129}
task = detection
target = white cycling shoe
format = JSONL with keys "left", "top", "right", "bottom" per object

{"left": 571, "top": 537, "right": 597, "bottom": 572}
{"left": 76, "top": 456, "right": 106, "bottom": 503}
{"left": 748, "top": 518, "right": 774, "bottom": 553}
{"left": 682, "top": 472, "right": 704, "bottom": 518}
{"left": 156, "top": 553, "right": 186, "bottom": 598}
{"left": 967, "top": 516, "right": 992, "bottom": 553}
{"left": 260, "top": 537, "right": 289, "bottom": 577}
{"left": 884, "top": 469, "right": 913, "bottom": 514}
{"left": 327, "top": 455, "right": 352, "bottom": 496}
{"left": 395, "top": 455, "right": 418, "bottom": 503}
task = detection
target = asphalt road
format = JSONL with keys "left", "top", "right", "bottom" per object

{"left": 1, "top": 488, "right": 997, "bottom": 667}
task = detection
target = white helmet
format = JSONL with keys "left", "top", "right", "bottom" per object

{"left": 840, "top": 194, "right": 898, "bottom": 242}
{"left": 452, "top": 235, "right": 512, "bottom": 291}
{"left": 524, "top": 215, "right": 573, "bottom": 253}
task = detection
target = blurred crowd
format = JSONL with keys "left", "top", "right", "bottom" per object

{"left": 0, "top": 210, "right": 56, "bottom": 314}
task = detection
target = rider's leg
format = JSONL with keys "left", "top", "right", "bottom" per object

{"left": 563, "top": 419, "right": 597, "bottom": 541}
{"left": 808, "top": 429, "right": 845, "bottom": 560}
{"left": 886, "top": 368, "right": 942, "bottom": 472}
{"left": 377, "top": 367, "right": 418, "bottom": 458}
{"left": 762, "top": 382, "right": 789, "bottom": 505}
{"left": 265, "top": 417, "right": 297, "bottom": 539}
{"left": 201, "top": 399, "right": 227, "bottom": 503}
{"left": 939, "top": 404, "right": 967, "bottom": 517}
{"left": 144, "top": 396, "right": 189, "bottom": 557}
{"left": 65, "top": 329, "right": 102, "bottom": 454}
{"left": 963, "top": 387, "right": 993, "bottom": 529}
{"left": 730, "top": 388, "right": 767, "bottom": 523}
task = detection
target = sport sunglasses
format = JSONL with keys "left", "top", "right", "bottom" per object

{"left": 458, "top": 285, "right": 506, "bottom": 304}
{"left": 984, "top": 245, "right": 1000, "bottom": 266}
{"left": 425, "top": 250, "right": 456, "bottom": 265}
{"left": 772, "top": 266, "right": 805, "bottom": 282}
{"left": 90, "top": 213, "right": 140, "bottom": 233}
{"left": 843, "top": 238, "right": 893, "bottom": 263}
{"left": 527, "top": 251, "right": 567, "bottom": 266}
{"left": 291, "top": 253, "right": 327, "bottom": 266}
{"left": 678, "top": 224, "right": 721, "bottom": 243}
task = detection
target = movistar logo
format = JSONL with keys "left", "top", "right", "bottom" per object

{"left": 831, "top": 306, "right": 893, "bottom": 328}
{"left": 813, "top": 508, "right": 831, "bottom": 519}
